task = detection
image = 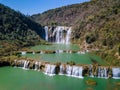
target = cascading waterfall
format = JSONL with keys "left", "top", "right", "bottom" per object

{"left": 14, "top": 60, "right": 120, "bottom": 79}
{"left": 112, "top": 68, "right": 120, "bottom": 79}
{"left": 23, "top": 60, "right": 29, "bottom": 70}
{"left": 72, "top": 66, "right": 83, "bottom": 78}
{"left": 66, "top": 65, "right": 73, "bottom": 76}
{"left": 33, "top": 51, "right": 35, "bottom": 54}
{"left": 55, "top": 26, "right": 65, "bottom": 44}
{"left": 21, "top": 51, "right": 26, "bottom": 55}
{"left": 44, "top": 26, "right": 49, "bottom": 41}
{"left": 40, "top": 50, "right": 44, "bottom": 54}
{"left": 98, "top": 66, "right": 101, "bottom": 77}
{"left": 98, "top": 67, "right": 108, "bottom": 78}
{"left": 59, "top": 65, "right": 83, "bottom": 78}
{"left": 59, "top": 65, "right": 65, "bottom": 75}
{"left": 89, "top": 65, "right": 94, "bottom": 77}
{"left": 66, "top": 27, "right": 71, "bottom": 44}
{"left": 45, "top": 64, "right": 56, "bottom": 76}
{"left": 34, "top": 61, "right": 40, "bottom": 71}
{"left": 44, "top": 26, "right": 72, "bottom": 44}
{"left": 55, "top": 50, "right": 63, "bottom": 53}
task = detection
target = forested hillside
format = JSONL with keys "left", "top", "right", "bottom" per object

{"left": 32, "top": 0, "right": 120, "bottom": 66}
{"left": 0, "top": 4, "right": 45, "bottom": 57}
{"left": 0, "top": 4, "right": 45, "bottom": 44}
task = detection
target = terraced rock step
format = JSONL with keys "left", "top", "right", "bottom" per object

{"left": 12, "top": 59, "right": 120, "bottom": 79}
{"left": 19, "top": 50, "right": 89, "bottom": 55}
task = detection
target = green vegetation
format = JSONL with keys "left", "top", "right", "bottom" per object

{"left": 85, "top": 33, "right": 96, "bottom": 44}
{"left": 32, "top": 0, "right": 120, "bottom": 66}
{"left": 0, "top": 4, "right": 45, "bottom": 65}
{"left": 0, "top": 4, "right": 45, "bottom": 42}
{"left": 67, "top": 61, "right": 76, "bottom": 66}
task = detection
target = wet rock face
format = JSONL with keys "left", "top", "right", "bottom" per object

{"left": 29, "top": 61, "right": 35, "bottom": 69}
{"left": 0, "top": 60, "right": 10, "bottom": 67}
{"left": 55, "top": 65, "right": 60, "bottom": 74}
{"left": 82, "top": 66, "right": 89, "bottom": 76}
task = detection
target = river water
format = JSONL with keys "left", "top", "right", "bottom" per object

{"left": 23, "top": 44, "right": 105, "bottom": 65}
{"left": 0, "top": 44, "right": 120, "bottom": 90}
{"left": 0, "top": 67, "right": 120, "bottom": 90}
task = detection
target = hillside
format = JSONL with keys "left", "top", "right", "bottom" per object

{"left": 0, "top": 4, "right": 45, "bottom": 44}
{"left": 32, "top": 0, "right": 120, "bottom": 66}
{"left": 0, "top": 4, "right": 45, "bottom": 57}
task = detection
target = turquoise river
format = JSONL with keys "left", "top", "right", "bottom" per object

{"left": 0, "top": 44, "right": 120, "bottom": 90}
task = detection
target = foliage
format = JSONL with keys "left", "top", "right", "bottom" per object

{"left": 85, "top": 33, "right": 96, "bottom": 44}
{"left": 0, "top": 4, "right": 46, "bottom": 61}
{"left": 67, "top": 61, "right": 76, "bottom": 66}
{"left": 0, "top": 4, "right": 45, "bottom": 42}
{"left": 32, "top": 0, "right": 120, "bottom": 66}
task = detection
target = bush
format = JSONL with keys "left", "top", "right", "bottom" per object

{"left": 85, "top": 34, "right": 96, "bottom": 44}
{"left": 67, "top": 61, "right": 76, "bottom": 65}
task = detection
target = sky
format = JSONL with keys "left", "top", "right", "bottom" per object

{"left": 0, "top": 0, "right": 90, "bottom": 15}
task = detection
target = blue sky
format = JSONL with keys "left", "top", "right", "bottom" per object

{"left": 0, "top": 0, "right": 89, "bottom": 15}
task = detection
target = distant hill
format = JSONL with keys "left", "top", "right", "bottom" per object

{"left": 32, "top": 0, "right": 120, "bottom": 66}
{"left": 0, "top": 4, "right": 45, "bottom": 46}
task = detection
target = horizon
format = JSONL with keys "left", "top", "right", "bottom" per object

{"left": 0, "top": 0, "right": 90, "bottom": 15}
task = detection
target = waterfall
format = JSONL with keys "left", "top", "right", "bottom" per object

{"left": 65, "top": 65, "right": 83, "bottom": 78}
{"left": 23, "top": 60, "right": 29, "bottom": 70}
{"left": 44, "top": 26, "right": 72, "bottom": 44}
{"left": 77, "top": 51, "right": 85, "bottom": 54}
{"left": 45, "top": 64, "right": 56, "bottom": 76}
{"left": 55, "top": 50, "right": 63, "bottom": 53}
{"left": 89, "top": 65, "right": 94, "bottom": 77}
{"left": 66, "top": 65, "right": 73, "bottom": 76}
{"left": 21, "top": 51, "right": 26, "bottom": 55}
{"left": 104, "top": 68, "right": 107, "bottom": 77}
{"left": 44, "top": 26, "right": 49, "bottom": 41}
{"left": 112, "top": 68, "right": 120, "bottom": 79}
{"left": 66, "top": 27, "right": 71, "bottom": 44}
{"left": 98, "top": 67, "right": 107, "bottom": 78}
{"left": 59, "top": 65, "right": 65, "bottom": 75}
{"left": 98, "top": 66, "right": 101, "bottom": 77}
{"left": 14, "top": 60, "right": 120, "bottom": 79}
{"left": 40, "top": 50, "right": 44, "bottom": 54}
{"left": 35, "top": 61, "right": 40, "bottom": 71}
{"left": 55, "top": 26, "right": 65, "bottom": 44}
{"left": 33, "top": 51, "right": 35, "bottom": 54}
{"left": 72, "top": 66, "right": 83, "bottom": 78}
{"left": 21, "top": 60, "right": 25, "bottom": 67}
